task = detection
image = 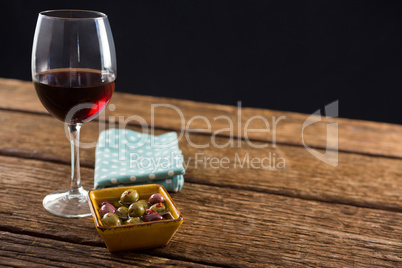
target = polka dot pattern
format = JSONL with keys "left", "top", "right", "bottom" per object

{"left": 94, "top": 129, "right": 185, "bottom": 192}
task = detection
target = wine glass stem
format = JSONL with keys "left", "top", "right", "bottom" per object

{"left": 68, "top": 123, "right": 83, "bottom": 196}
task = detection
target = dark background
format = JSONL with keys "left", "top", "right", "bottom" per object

{"left": 2, "top": 0, "right": 401, "bottom": 124}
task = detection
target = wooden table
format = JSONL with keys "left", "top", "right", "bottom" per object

{"left": 0, "top": 78, "right": 401, "bottom": 267}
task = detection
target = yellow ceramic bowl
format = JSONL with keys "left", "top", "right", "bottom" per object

{"left": 88, "top": 184, "right": 183, "bottom": 252}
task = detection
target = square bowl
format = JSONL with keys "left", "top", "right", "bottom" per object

{"left": 88, "top": 184, "right": 183, "bottom": 252}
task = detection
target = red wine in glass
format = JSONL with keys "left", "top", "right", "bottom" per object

{"left": 32, "top": 10, "right": 117, "bottom": 217}
{"left": 34, "top": 68, "right": 115, "bottom": 123}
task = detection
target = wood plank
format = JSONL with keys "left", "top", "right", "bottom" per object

{"left": 0, "top": 110, "right": 401, "bottom": 211}
{"left": 1, "top": 78, "right": 401, "bottom": 158}
{"left": 0, "top": 156, "right": 401, "bottom": 267}
{"left": 0, "top": 231, "right": 211, "bottom": 268}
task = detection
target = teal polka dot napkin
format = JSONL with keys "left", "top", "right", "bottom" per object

{"left": 94, "top": 129, "right": 185, "bottom": 192}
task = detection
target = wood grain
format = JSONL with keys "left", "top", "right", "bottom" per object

{"left": 1, "top": 77, "right": 401, "bottom": 267}
{"left": 0, "top": 231, "right": 211, "bottom": 268}
{"left": 0, "top": 110, "right": 401, "bottom": 211}
{"left": 1, "top": 78, "right": 401, "bottom": 158}
{"left": 0, "top": 156, "right": 401, "bottom": 267}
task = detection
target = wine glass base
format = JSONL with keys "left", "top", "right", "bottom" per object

{"left": 43, "top": 188, "right": 91, "bottom": 217}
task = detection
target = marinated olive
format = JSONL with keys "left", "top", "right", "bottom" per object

{"left": 99, "top": 203, "right": 116, "bottom": 217}
{"left": 136, "top": 199, "right": 149, "bottom": 209}
{"left": 128, "top": 202, "right": 145, "bottom": 217}
{"left": 98, "top": 189, "right": 171, "bottom": 226}
{"left": 120, "top": 189, "right": 139, "bottom": 204}
{"left": 113, "top": 200, "right": 124, "bottom": 208}
{"left": 149, "top": 203, "right": 166, "bottom": 214}
{"left": 148, "top": 193, "right": 164, "bottom": 205}
{"left": 100, "top": 200, "right": 112, "bottom": 206}
{"left": 115, "top": 206, "right": 129, "bottom": 220}
{"left": 144, "top": 208, "right": 157, "bottom": 215}
{"left": 102, "top": 212, "right": 121, "bottom": 227}
{"left": 124, "top": 217, "right": 141, "bottom": 224}
{"left": 143, "top": 213, "right": 163, "bottom": 222}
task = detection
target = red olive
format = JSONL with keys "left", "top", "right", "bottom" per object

{"left": 148, "top": 193, "right": 165, "bottom": 205}
{"left": 99, "top": 203, "right": 116, "bottom": 217}
{"left": 143, "top": 213, "right": 163, "bottom": 222}
{"left": 100, "top": 200, "right": 112, "bottom": 206}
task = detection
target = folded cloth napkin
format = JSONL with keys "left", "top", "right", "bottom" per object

{"left": 94, "top": 129, "right": 185, "bottom": 192}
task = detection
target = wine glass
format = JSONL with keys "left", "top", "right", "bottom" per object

{"left": 32, "top": 10, "right": 116, "bottom": 217}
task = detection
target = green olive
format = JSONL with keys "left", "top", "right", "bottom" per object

{"left": 150, "top": 203, "right": 167, "bottom": 214}
{"left": 101, "top": 212, "right": 121, "bottom": 227}
{"left": 128, "top": 202, "right": 145, "bottom": 217}
{"left": 120, "top": 189, "right": 139, "bottom": 204}
{"left": 137, "top": 199, "right": 149, "bottom": 209}
{"left": 113, "top": 200, "right": 124, "bottom": 208}
{"left": 124, "top": 217, "right": 142, "bottom": 224}
{"left": 115, "top": 206, "right": 129, "bottom": 220}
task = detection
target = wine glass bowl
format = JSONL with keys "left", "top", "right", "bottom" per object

{"left": 32, "top": 10, "right": 116, "bottom": 217}
{"left": 34, "top": 68, "right": 115, "bottom": 124}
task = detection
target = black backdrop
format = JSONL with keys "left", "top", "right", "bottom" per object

{"left": 2, "top": 0, "right": 402, "bottom": 124}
